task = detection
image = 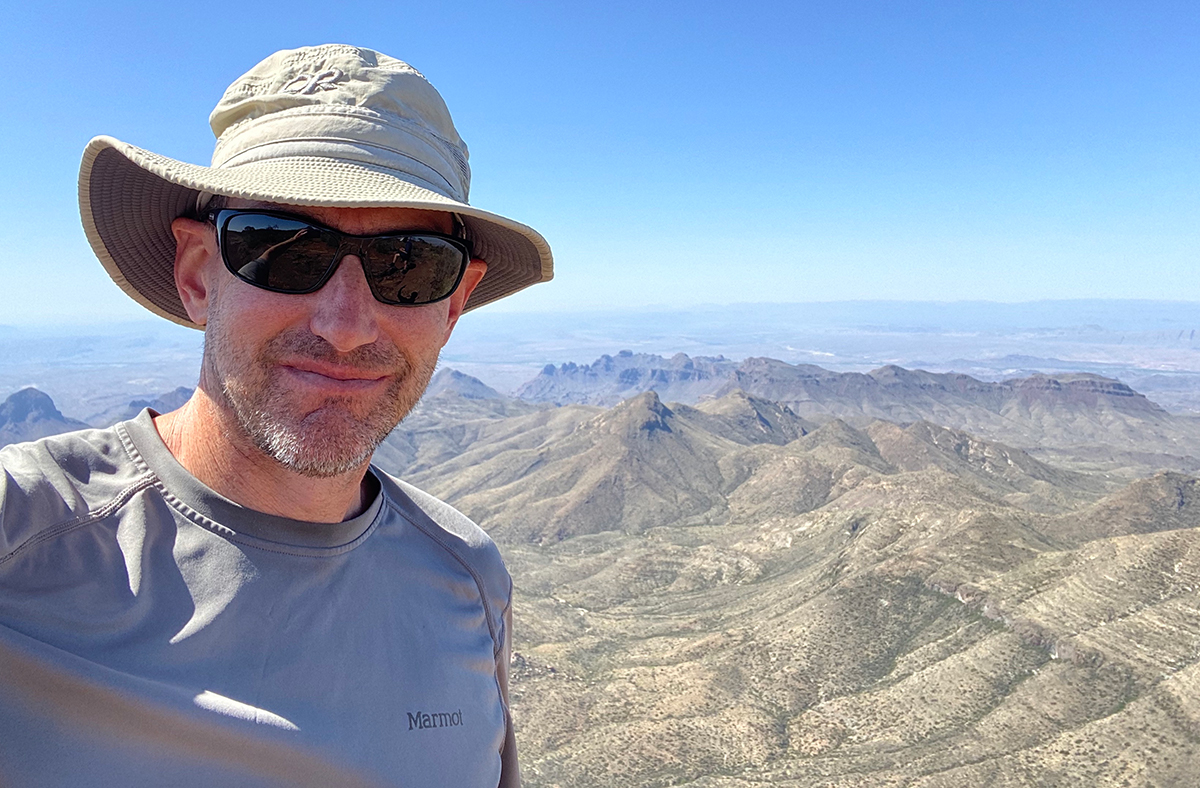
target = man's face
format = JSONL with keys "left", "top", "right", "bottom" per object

{"left": 183, "top": 202, "right": 482, "bottom": 477}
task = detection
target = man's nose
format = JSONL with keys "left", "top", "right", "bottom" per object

{"left": 307, "top": 254, "right": 381, "bottom": 352}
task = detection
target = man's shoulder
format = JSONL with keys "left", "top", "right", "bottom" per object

{"left": 379, "top": 473, "right": 493, "bottom": 549}
{"left": 0, "top": 423, "right": 148, "bottom": 556}
{"left": 0, "top": 422, "right": 144, "bottom": 494}
{"left": 373, "top": 469, "right": 513, "bottom": 612}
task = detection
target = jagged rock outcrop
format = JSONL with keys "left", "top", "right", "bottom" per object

{"left": 515, "top": 353, "right": 1196, "bottom": 455}
{"left": 516, "top": 350, "right": 738, "bottom": 405}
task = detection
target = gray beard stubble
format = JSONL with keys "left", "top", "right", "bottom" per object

{"left": 202, "top": 300, "right": 438, "bottom": 478}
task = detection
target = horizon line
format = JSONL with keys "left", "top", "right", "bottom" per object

{"left": 6, "top": 296, "right": 1200, "bottom": 329}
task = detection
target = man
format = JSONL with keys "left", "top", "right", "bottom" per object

{"left": 0, "top": 45, "right": 551, "bottom": 787}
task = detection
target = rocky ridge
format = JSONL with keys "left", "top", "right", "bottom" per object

{"left": 516, "top": 351, "right": 739, "bottom": 406}
{"left": 373, "top": 380, "right": 1200, "bottom": 788}
{"left": 87, "top": 386, "right": 194, "bottom": 427}
{"left": 517, "top": 353, "right": 1200, "bottom": 466}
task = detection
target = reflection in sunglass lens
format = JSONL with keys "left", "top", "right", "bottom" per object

{"left": 364, "top": 236, "right": 468, "bottom": 305}
{"left": 221, "top": 214, "right": 340, "bottom": 292}
{"left": 217, "top": 211, "right": 470, "bottom": 305}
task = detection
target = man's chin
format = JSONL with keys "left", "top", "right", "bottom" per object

{"left": 277, "top": 448, "right": 376, "bottom": 479}
{"left": 254, "top": 419, "right": 382, "bottom": 478}
{"left": 217, "top": 357, "right": 433, "bottom": 476}
{"left": 232, "top": 398, "right": 393, "bottom": 476}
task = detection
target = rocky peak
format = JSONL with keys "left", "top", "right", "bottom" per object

{"left": 0, "top": 388, "right": 65, "bottom": 427}
{"left": 693, "top": 390, "right": 811, "bottom": 444}
{"left": 595, "top": 391, "right": 675, "bottom": 439}
{"left": 0, "top": 388, "right": 89, "bottom": 447}
{"left": 425, "top": 368, "right": 502, "bottom": 400}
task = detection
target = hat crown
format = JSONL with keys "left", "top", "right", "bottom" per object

{"left": 208, "top": 44, "right": 471, "bottom": 202}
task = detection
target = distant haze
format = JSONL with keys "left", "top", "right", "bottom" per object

{"left": 442, "top": 299, "right": 1200, "bottom": 406}
{"left": 5, "top": 299, "right": 1200, "bottom": 417}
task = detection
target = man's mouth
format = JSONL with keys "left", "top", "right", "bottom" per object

{"left": 279, "top": 360, "right": 391, "bottom": 389}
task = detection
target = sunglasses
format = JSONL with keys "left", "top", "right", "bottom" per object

{"left": 208, "top": 209, "right": 472, "bottom": 306}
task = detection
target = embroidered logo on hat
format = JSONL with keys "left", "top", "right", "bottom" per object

{"left": 282, "top": 69, "right": 345, "bottom": 95}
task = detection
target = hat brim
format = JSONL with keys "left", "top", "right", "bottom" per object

{"left": 79, "top": 136, "right": 553, "bottom": 328}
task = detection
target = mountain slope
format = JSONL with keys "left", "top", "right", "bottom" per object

{"left": 411, "top": 392, "right": 743, "bottom": 542}
{"left": 378, "top": 388, "right": 1200, "bottom": 788}
{"left": 88, "top": 386, "right": 194, "bottom": 426}
{"left": 0, "top": 388, "right": 88, "bottom": 446}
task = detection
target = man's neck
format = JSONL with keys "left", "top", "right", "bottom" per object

{"left": 152, "top": 391, "right": 372, "bottom": 524}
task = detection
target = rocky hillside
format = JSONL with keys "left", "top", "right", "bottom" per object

{"left": 375, "top": 385, "right": 1200, "bottom": 788}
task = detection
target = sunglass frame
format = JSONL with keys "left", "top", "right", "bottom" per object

{"left": 208, "top": 208, "right": 473, "bottom": 306}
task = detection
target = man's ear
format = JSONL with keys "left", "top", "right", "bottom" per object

{"left": 171, "top": 217, "right": 218, "bottom": 327}
{"left": 442, "top": 259, "right": 488, "bottom": 344}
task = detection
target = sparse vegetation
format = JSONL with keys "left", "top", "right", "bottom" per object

{"left": 383, "top": 376, "right": 1200, "bottom": 787}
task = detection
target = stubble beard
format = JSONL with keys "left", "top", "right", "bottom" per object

{"left": 202, "top": 300, "right": 438, "bottom": 478}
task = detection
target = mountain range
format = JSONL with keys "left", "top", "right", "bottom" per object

{"left": 5, "top": 351, "right": 1199, "bottom": 461}
{"left": 376, "top": 369, "right": 1200, "bottom": 787}
{"left": 3, "top": 359, "right": 1200, "bottom": 785}
{"left": 514, "top": 353, "right": 1200, "bottom": 481}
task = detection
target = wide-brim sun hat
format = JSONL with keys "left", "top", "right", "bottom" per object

{"left": 79, "top": 44, "right": 553, "bottom": 329}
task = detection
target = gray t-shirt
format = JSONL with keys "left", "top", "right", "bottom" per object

{"left": 0, "top": 410, "right": 518, "bottom": 787}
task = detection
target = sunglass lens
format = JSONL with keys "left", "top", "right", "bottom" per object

{"left": 364, "top": 236, "right": 468, "bottom": 304}
{"left": 221, "top": 214, "right": 339, "bottom": 292}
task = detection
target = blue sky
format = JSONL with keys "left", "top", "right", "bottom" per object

{"left": 1, "top": 1, "right": 1197, "bottom": 322}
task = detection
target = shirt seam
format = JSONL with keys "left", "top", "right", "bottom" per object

{"left": 155, "top": 486, "right": 383, "bottom": 557}
{"left": 115, "top": 421, "right": 381, "bottom": 557}
{"left": 0, "top": 474, "right": 157, "bottom": 568}
{"left": 500, "top": 580, "right": 512, "bottom": 654}
{"left": 115, "top": 420, "right": 153, "bottom": 476}
{"left": 387, "top": 496, "right": 503, "bottom": 657}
